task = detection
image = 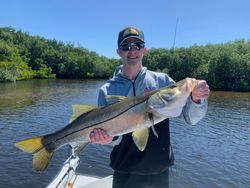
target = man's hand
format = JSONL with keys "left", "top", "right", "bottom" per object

{"left": 89, "top": 128, "right": 114, "bottom": 144}
{"left": 192, "top": 80, "right": 210, "bottom": 103}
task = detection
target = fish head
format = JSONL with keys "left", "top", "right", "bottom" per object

{"left": 148, "top": 87, "right": 182, "bottom": 109}
{"left": 147, "top": 78, "right": 198, "bottom": 117}
{"left": 175, "top": 77, "right": 197, "bottom": 94}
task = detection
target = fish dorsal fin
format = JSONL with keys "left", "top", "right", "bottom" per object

{"left": 69, "top": 104, "right": 97, "bottom": 123}
{"left": 132, "top": 127, "right": 149, "bottom": 151}
{"left": 106, "top": 95, "right": 127, "bottom": 105}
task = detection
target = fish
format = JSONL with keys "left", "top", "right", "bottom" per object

{"left": 15, "top": 77, "right": 198, "bottom": 171}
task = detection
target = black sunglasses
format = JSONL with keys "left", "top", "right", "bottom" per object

{"left": 119, "top": 42, "right": 145, "bottom": 51}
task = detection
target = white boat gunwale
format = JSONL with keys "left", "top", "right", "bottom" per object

{"left": 47, "top": 147, "right": 112, "bottom": 188}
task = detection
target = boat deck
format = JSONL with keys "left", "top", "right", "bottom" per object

{"left": 46, "top": 156, "right": 113, "bottom": 188}
{"left": 72, "top": 174, "right": 113, "bottom": 188}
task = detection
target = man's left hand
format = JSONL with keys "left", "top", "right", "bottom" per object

{"left": 192, "top": 80, "right": 210, "bottom": 103}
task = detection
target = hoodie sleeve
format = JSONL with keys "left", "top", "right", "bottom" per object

{"left": 181, "top": 96, "right": 208, "bottom": 125}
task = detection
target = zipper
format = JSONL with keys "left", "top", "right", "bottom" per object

{"left": 132, "top": 82, "right": 136, "bottom": 96}
{"left": 132, "top": 70, "right": 141, "bottom": 96}
{"left": 120, "top": 70, "right": 141, "bottom": 97}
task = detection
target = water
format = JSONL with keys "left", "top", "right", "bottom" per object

{"left": 0, "top": 79, "right": 249, "bottom": 188}
{"left": 170, "top": 92, "right": 250, "bottom": 188}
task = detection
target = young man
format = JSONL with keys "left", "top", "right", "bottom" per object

{"left": 90, "top": 26, "right": 210, "bottom": 188}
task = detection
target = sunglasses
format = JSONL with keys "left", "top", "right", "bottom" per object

{"left": 119, "top": 42, "right": 145, "bottom": 51}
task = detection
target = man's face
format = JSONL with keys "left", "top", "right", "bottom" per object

{"left": 117, "top": 38, "right": 147, "bottom": 65}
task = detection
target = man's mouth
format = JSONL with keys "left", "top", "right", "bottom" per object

{"left": 127, "top": 56, "right": 138, "bottom": 60}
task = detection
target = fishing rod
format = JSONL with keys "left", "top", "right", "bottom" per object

{"left": 167, "top": 18, "right": 179, "bottom": 76}
{"left": 172, "top": 18, "right": 179, "bottom": 51}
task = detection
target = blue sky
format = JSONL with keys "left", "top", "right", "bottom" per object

{"left": 0, "top": 0, "right": 249, "bottom": 58}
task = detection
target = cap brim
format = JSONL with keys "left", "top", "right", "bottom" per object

{"left": 119, "top": 36, "right": 144, "bottom": 47}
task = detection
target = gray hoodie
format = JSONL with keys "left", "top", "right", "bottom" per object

{"left": 97, "top": 66, "right": 207, "bottom": 174}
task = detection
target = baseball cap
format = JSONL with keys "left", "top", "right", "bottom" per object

{"left": 117, "top": 26, "right": 144, "bottom": 47}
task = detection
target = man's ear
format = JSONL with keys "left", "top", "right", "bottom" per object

{"left": 143, "top": 48, "right": 147, "bottom": 55}
{"left": 117, "top": 49, "right": 122, "bottom": 57}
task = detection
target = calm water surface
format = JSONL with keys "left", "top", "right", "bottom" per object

{"left": 0, "top": 79, "right": 249, "bottom": 188}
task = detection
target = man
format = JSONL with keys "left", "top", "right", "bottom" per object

{"left": 90, "top": 26, "right": 210, "bottom": 188}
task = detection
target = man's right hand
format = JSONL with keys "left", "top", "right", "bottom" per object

{"left": 89, "top": 128, "right": 114, "bottom": 144}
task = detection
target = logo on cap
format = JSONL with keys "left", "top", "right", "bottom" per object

{"left": 123, "top": 28, "right": 139, "bottom": 37}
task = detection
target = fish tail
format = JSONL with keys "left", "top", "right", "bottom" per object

{"left": 15, "top": 136, "right": 53, "bottom": 171}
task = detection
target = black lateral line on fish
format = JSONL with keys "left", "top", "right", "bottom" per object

{"left": 44, "top": 96, "right": 150, "bottom": 148}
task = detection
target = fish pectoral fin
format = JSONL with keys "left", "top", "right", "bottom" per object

{"left": 106, "top": 95, "right": 127, "bottom": 105}
{"left": 15, "top": 136, "right": 53, "bottom": 171}
{"left": 151, "top": 125, "right": 159, "bottom": 138}
{"left": 132, "top": 128, "right": 149, "bottom": 151}
{"left": 70, "top": 104, "right": 97, "bottom": 123}
{"left": 148, "top": 112, "right": 159, "bottom": 138}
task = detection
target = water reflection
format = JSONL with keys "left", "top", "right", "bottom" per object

{"left": 0, "top": 79, "right": 103, "bottom": 109}
{"left": 0, "top": 80, "right": 249, "bottom": 188}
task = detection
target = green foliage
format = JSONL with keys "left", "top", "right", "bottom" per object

{"left": 0, "top": 67, "right": 16, "bottom": 82}
{"left": 16, "top": 60, "right": 35, "bottom": 80}
{"left": 35, "top": 64, "right": 56, "bottom": 79}
{"left": 0, "top": 26, "right": 249, "bottom": 91}
{"left": 143, "top": 40, "right": 250, "bottom": 91}
{"left": 0, "top": 27, "right": 118, "bottom": 81}
{"left": 0, "top": 39, "right": 36, "bottom": 81}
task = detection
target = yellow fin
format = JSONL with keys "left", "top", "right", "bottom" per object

{"left": 70, "top": 104, "right": 97, "bottom": 123}
{"left": 106, "top": 95, "right": 127, "bottom": 105}
{"left": 132, "top": 128, "right": 149, "bottom": 151}
{"left": 15, "top": 136, "right": 44, "bottom": 153}
{"left": 151, "top": 125, "right": 159, "bottom": 138}
{"left": 33, "top": 147, "right": 53, "bottom": 171}
{"left": 148, "top": 112, "right": 159, "bottom": 138}
{"left": 15, "top": 136, "right": 53, "bottom": 171}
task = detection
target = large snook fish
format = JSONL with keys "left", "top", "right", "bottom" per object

{"left": 15, "top": 78, "right": 198, "bottom": 171}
